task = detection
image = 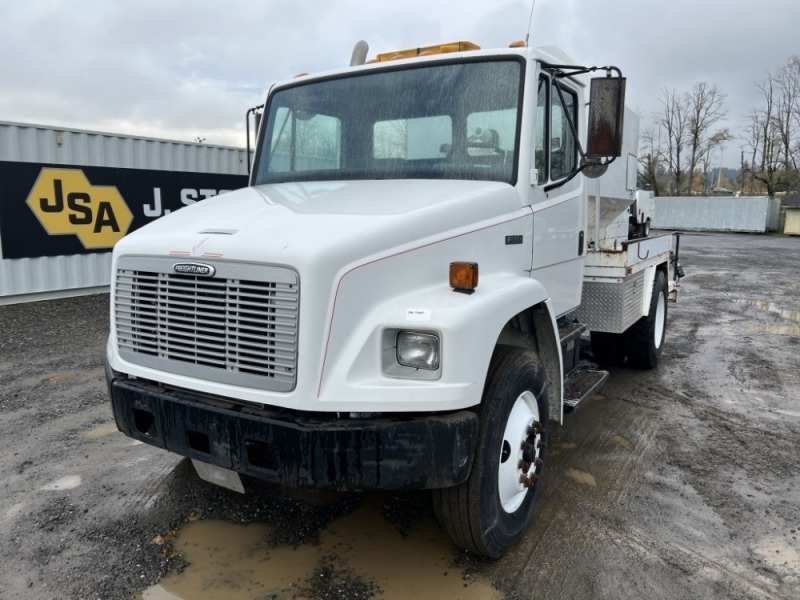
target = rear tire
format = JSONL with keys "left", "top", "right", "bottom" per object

{"left": 432, "top": 346, "right": 548, "bottom": 558}
{"left": 626, "top": 270, "right": 668, "bottom": 369}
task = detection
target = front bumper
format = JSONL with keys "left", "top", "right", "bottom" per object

{"left": 108, "top": 369, "right": 478, "bottom": 491}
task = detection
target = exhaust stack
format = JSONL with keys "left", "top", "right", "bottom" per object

{"left": 350, "top": 40, "right": 369, "bottom": 66}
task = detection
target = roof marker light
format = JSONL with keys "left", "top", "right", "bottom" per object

{"left": 372, "top": 41, "right": 481, "bottom": 63}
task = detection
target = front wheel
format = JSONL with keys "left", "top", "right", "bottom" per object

{"left": 433, "top": 347, "right": 548, "bottom": 558}
{"left": 626, "top": 270, "right": 668, "bottom": 369}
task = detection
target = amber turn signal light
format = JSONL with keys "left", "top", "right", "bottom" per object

{"left": 449, "top": 262, "right": 478, "bottom": 293}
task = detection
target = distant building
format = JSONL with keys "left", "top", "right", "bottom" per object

{"left": 782, "top": 193, "right": 800, "bottom": 207}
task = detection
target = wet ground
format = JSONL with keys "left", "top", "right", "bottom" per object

{"left": 1, "top": 231, "right": 799, "bottom": 599}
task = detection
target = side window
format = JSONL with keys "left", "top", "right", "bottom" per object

{"left": 550, "top": 83, "right": 578, "bottom": 180}
{"left": 374, "top": 116, "right": 452, "bottom": 160}
{"left": 268, "top": 108, "right": 341, "bottom": 172}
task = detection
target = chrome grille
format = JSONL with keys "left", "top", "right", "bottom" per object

{"left": 114, "top": 258, "right": 298, "bottom": 392}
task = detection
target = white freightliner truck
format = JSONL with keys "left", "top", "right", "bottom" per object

{"left": 106, "top": 40, "right": 681, "bottom": 558}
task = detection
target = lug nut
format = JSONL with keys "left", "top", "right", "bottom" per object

{"left": 527, "top": 422, "right": 544, "bottom": 436}
{"left": 537, "top": 440, "right": 546, "bottom": 449}
{"left": 534, "top": 457, "right": 544, "bottom": 467}
{"left": 519, "top": 475, "right": 533, "bottom": 488}
{"left": 518, "top": 460, "right": 531, "bottom": 472}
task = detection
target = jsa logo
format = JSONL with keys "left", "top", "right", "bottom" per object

{"left": 26, "top": 168, "right": 133, "bottom": 249}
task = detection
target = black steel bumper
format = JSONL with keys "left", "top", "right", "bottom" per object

{"left": 108, "top": 370, "right": 478, "bottom": 491}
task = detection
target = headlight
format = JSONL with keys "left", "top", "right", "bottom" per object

{"left": 396, "top": 331, "right": 440, "bottom": 370}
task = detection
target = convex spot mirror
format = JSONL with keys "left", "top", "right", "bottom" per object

{"left": 586, "top": 76, "right": 626, "bottom": 163}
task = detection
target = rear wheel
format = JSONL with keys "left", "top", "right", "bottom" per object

{"left": 626, "top": 270, "right": 668, "bottom": 369}
{"left": 433, "top": 347, "right": 548, "bottom": 558}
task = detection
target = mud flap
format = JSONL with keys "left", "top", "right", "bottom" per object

{"left": 191, "top": 459, "right": 245, "bottom": 494}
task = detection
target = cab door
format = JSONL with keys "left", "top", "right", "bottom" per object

{"left": 528, "top": 72, "right": 585, "bottom": 317}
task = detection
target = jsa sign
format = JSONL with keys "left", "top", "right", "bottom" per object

{"left": 0, "top": 161, "right": 247, "bottom": 259}
{"left": 27, "top": 168, "right": 134, "bottom": 249}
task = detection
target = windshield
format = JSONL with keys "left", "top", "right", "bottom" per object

{"left": 252, "top": 59, "right": 523, "bottom": 186}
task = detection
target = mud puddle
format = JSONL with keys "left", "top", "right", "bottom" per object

{"left": 746, "top": 324, "right": 800, "bottom": 336}
{"left": 143, "top": 496, "right": 500, "bottom": 600}
{"left": 733, "top": 299, "right": 800, "bottom": 335}
{"left": 84, "top": 421, "right": 119, "bottom": 440}
{"left": 734, "top": 300, "right": 800, "bottom": 321}
{"left": 611, "top": 434, "right": 634, "bottom": 451}
{"left": 41, "top": 371, "right": 80, "bottom": 385}
{"left": 565, "top": 468, "right": 597, "bottom": 486}
{"left": 548, "top": 442, "right": 577, "bottom": 457}
{"left": 39, "top": 475, "right": 82, "bottom": 491}
{"left": 753, "top": 537, "right": 800, "bottom": 574}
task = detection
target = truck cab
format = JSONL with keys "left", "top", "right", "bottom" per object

{"left": 107, "top": 41, "right": 672, "bottom": 558}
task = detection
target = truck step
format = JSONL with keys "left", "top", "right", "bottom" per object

{"left": 563, "top": 361, "right": 608, "bottom": 414}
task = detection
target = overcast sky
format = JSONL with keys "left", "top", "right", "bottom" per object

{"left": 1, "top": 0, "right": 797, "bottom": 167}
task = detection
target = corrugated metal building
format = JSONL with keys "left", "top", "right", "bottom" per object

{"left": 0, "top": 121, "right": 250, "bottom": 304}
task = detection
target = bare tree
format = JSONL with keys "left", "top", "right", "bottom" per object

{"left": 700, "top": 128, "right": 733, "bottom": 192}
{"left": 748, "top": 77, "right": 782, "bottom": 197}
{"left": 686, "top": 82, "right": 727, "bottom": 193}
{"left": 790, "top": 56, "right": 800, "bottom": 148}
{"left": 374, "top": 119, "right": 408, "bottom": 159}
{"left": 639, "top": 126, "right": 664, "bottom": 195}
{"left": 659, "top": 88, "right": 689, "bottom": 195}
{"left": 774, "top": 56, "right": 800, "bottom": 188}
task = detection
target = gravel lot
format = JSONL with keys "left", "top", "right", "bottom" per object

{"left": 1, "top": 231, "right": 799, "bottom": 599}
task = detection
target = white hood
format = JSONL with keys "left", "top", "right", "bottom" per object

{"left": 114, "top": 179, "right": 517, "bottom": 270}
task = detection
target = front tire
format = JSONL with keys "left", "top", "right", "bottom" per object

{"left": 433, "top": 347, "right": 548, "bottom": 558}
{"left": 626, "top": 270, "right": 668, "bottom": 369}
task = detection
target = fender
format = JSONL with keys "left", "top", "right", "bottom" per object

{"left": 639, "top": 262, "right": 668, "bottom": 317}
{"left": 640, "top": 264, "right": 657, "bottom": 318}
{"left": 317, "top": 274, "right": 556, "bottom": 413}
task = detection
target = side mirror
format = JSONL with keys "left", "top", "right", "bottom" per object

{"left": 586, "top": 76, "right": 626, "bottom": 160}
